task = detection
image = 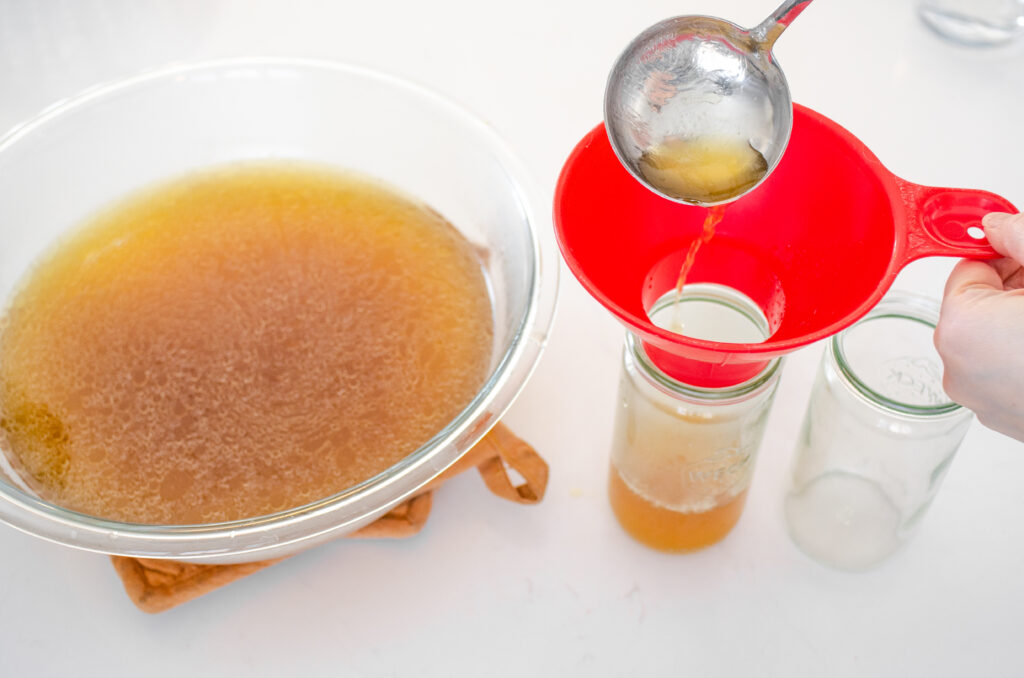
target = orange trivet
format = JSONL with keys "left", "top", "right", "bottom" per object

{"left": 110, "top": 422, "right": 546, "bottom": 613}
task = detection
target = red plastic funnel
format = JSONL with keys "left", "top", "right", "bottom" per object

{"left": 554, "top": 104, "right": 1018, "bottom": 388}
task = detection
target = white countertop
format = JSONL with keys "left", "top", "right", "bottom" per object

{"left": 1, "top": 1, "right": 1023, "bottom": 675}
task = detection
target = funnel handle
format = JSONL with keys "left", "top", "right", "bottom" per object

{"left": 896, "top": 176, "right": 1017, "bottom": 265}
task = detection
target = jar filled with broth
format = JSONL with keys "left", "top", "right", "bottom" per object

{"left": 609, "top": 284, "right": 782, "bottom": 551}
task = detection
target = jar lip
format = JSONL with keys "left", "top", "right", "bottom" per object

{"left": 626, "top": 331, "right": 782, "bottom": 402}
{"left": 647, "top": 284, "right": 771, "bottom": 343}
{"left": 831, "top": 291, "right": 963, "bottom": 417}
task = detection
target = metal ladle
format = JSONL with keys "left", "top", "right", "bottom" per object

{"left": 604, "top": 0, "right": 815, "bottom": 206}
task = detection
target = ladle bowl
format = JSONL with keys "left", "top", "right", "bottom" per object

{"left": 555, "top": 104, "right": 1016, "bottom": 387}
{"left": 605, "top": 0, "right": 814, "bottom": 205}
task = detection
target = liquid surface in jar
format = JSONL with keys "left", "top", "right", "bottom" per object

{"left": 637, "top": 135, "right": 768, "bottom": 205}
{"left": 609, "top": 463, "right": 748, "bottom": 552}
{"left": 0, "top": 164, "right": 494, "bottom": 524}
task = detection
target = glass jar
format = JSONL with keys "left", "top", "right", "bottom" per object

{"left": 609, "top": 285, "right": 783, "bottom": 552}
{"left": 784, "top": 292, "right": 974, "bottom": 570}
{"left": 918, "top": 0, "right": 1024, "bottom": 46}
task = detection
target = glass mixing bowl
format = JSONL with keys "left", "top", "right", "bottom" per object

{"left": 0, "top": 58, "right": 557, "bottom": 563}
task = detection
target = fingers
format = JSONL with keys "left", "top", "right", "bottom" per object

{"left": 983, "top": 212, "right": 1024, "bottom": 264}
{"left": 943, "top": 258, "right": 1004, "bottom": 299}
{"left": 938, "top": 259, "right": 1001, "bottom": 362}
{"left": 990, "top": 256, "right": 1024, "bottom": 286}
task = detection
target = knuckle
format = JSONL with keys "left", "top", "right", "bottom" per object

{"left": 933, "top": 318, "right": 960, "bottom": 359}
{"left": 941, "top": 373, "right": 963, "bottom": 404}
{"left": 934, "top": 307, "right": 977, "bottom": 361}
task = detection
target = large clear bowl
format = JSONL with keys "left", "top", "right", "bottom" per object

{"left": 0, "top": 58, "right": 557, "bottom": 563}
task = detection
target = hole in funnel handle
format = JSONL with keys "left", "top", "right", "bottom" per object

{"left": 897, "top": 178, "right": 1014, "bottom": 263}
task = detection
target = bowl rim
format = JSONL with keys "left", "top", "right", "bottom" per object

{"left": 0, "top": 57, "right": 559, "bottom": 560}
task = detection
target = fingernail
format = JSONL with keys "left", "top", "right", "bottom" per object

{"left": 982, "top": 212, "right": 1012, "bottom": 229}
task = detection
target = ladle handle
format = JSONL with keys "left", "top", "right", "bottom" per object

{"left": 751, "top": 0, "right": 815, "bottom": 51}
{"left": 896, "top": 176, "right": 1017, "bottom": 265}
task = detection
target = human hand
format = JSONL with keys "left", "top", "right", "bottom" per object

{"left": 935, "top": 212, "right": 1024, "bottom": 441}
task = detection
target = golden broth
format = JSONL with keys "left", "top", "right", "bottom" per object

{"left": 0, "top": 164, "right": 493, "bottom": 524}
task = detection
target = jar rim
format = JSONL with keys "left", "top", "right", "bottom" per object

{"left": 628, "top": 285, "right": 782, "bottom": 402}
{"left": 831, "top": 291, "right": 963, "bottom": 417}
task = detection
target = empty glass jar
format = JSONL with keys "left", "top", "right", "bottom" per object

{"left": 918, "top": 0, "right": 1024, "bottom": 46}
{"left": 784, "top": 292, "right": 973, "bottom": 570}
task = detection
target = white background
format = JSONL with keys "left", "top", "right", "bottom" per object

{"left": 1, "top": 1, "right": 1023, "bottom": 676}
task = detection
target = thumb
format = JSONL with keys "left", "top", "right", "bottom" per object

{"left": 944, "top": 258, "right": 1003, "bottom": 300}
{"left": 983, "top": 212, "right": 1024, "bottom": 264}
